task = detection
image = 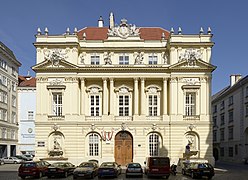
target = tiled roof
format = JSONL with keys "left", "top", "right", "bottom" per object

{"left": 77, "top": 27, "right": 169, "bottom": 40}
{"left": 18, "top": 75, "right": 36, "bottom": 87}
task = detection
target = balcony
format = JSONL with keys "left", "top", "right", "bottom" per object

{"left": 85, "top": 116, "right": 102, "bottom": 121}
{"left": 183, "top": 115, "right": 200, "bottom": 120}
{"left": 114, "top": 116, "right": 133, "bottom": 121}
{"left": 146, "top": 116, "right": 162, "bottom": 121}
{"left": 48, "top": 115, "right": 65, "bottom": 121}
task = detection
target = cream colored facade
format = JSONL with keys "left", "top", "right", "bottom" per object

{"left": 212, "top": 75, "right": 248, "bottom": 163}
{"left": 33, "top": 15, "right": 215, "bottom": 166}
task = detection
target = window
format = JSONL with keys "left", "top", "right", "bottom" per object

{"left": 213, "top": 105, "right": 217, "bottom": 113}
{"left": 119, "top": 54, "right": 129, "bottom": 64}
{"left": 246, "top": 104, "right": 248, "bottom": 117}
{"left": 220, "top": 128, "right": 225, "bottom": 141}
{"left": 235, "top": 144, "right": 238, "bottom": 155}
{"left": 0, "top": 59, "right": 7, "bottom": 70}
{"left": 0, "top": 108, "right": 7, "bottom": 121}
{"left": 246, "top": 86, "right": 248, "bottom": 97}
{"left": 149, "top": 95, "right": 158, "bottom": 116}
{"left": 228, "top": 96, "right": 233, "bottom": 106}
{"left": 90, "top": 95, "right": 100, "bottom": 116}
{"left": 185, "top": 92, "right": 196, "bottom": 116}
{"left": 148, "top": 54, "right": 158, "bottom": 64}
{"left": 52, "top": 93, "right": 62, "bottom": 116}
{"left": 228, "top": 147, "right": 233, "bottom": 157}
{"left": 149, "top": 133, "right": 159, "bottom": 156}
{"left": 220, "top": 113, "right": 225, "bottom": 125}
{"left": 2, "top": 128, "right": 7, "bottom": 139}
{"left": 213, "top": 116, "right": 217, "bottom": 127}
{"left": 12, "top": 112, "right": 16, "bottom": 124}
{"left": 220, "top": 147, "right": 224, "bottom": 157}
{"left": 11, "top": 67, "right": 16, "bottom": 76}
{"left": 119, "top": 95, "right": 129, "bottom": 116}
{"left": 228, "top": 126, "right": 233, "bottom": 140}
{"left": 228, "top": 110, "right": 233, "bottom": 122}
{"left": 91, "top": 54, "right": 100, "bottom": 65}
{"left": 12, "top": 82, "right": 16, "bottom": 91}
{"left": 0, "top": 75, "right": 7, "bottom": 86}
{"left": 89, "top": 133, "right": 99, "bottom": 156}
{"left": 0, "top": 90, "right": 7, "bottom": 103}
{"left": 28, "top": 111, "right": 34, "bottom": 120}
{"left": 12, "top": 96, "right": 16, "bottom": 107}
{"left": 213, "top": 130, "right": 217, "bottom": 142}
{"left": 220, "top": 101, "right": 225, "bottom": 110}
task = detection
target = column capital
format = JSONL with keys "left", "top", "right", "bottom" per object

{"left": 109, "top": 78, "right": 114, "bottom": 82}
{"left": 102, "top": 78, "right": 108, "bottom": 82}
{"left": 140, "top": 77, "right": 145, "bottom": 82}
{"left": 163, "top": 77, "right": 169, "bottom": 81}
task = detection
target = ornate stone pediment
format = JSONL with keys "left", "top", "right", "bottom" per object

{"left": 44, "top": 49, "right": 68, "bottom": 67}
{"left": 108, "top": 19, "right": 140, "bottom": 39}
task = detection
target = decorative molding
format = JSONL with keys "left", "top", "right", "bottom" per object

{"left": 44, "top": 49, "right": 68, "bottom": 66}
{"left": 182, "top": 78, "right": 200, "bottom": 85}
{"left": 108, "top": 18, "right": 140, "bottom": 39}
{"left": 134, "top": 52, "right": 144, "bottom": 65}
{"left": 179, "top": 49, "right": 202, "bottom": 66}
{"left": 104, "top": 52, "right": 112, "bottom": 65}
{"left": 161, "top": 52, "right": 169, "bottom": 64}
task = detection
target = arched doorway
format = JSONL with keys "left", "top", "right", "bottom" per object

{"left": 115, "top": 131, "right": 133, "bottom": 165}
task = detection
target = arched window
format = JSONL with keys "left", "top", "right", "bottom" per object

{"left": 149, "top": 133, "right": 159, "bottom": 156}
{"left": 89, "top": 133, "right": 99, "bottom": 156}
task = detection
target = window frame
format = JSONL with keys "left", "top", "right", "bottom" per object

{"left": 90, "top": 53, "right": 100, "bottom": 65}
{"left": 148, "top": 133, "right": 159, "bottom": 156}
{"left": 119, "top": 53, "right": 129, "bottom": 65}
{"left": 52, "top": 92, "right": 63, "bottom": 116}
{"left": 89, "top": 133, "right": 99, "bottom": 156}
{"left": 148, "top": 54, "right": 158, "bottom": 64}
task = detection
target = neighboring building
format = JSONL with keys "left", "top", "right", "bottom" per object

{"left": 17, "top": 75, "right": 36, "bottom": 155}
{"left": 212, "top": 74, "right": 248, "bottom": 163}
{"left": 32, "top": 13, "right": 216, "bottom": 166}
{"left": 0, "top": 41, "right": 21, "bottom": 157}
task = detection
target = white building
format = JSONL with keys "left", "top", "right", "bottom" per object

{"left": 33, "top": 13, "right": 216, "bottom": 166}
{"left": 17, "top": 75, "right": 36, "bottom": 155}
{"left": 0, "top": 41, "right": 21, "bottom": 157}
{"left": 212, "top": 74, "right": 248, "bottom": 163}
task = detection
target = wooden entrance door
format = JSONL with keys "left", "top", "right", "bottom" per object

{"left": 115, "top": 131, "right": 133, "bottom": 165}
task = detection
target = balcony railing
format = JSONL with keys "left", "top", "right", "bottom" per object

{"left": 183, "top": 115, "right": 200, "bottom": 120}
{"left": 114, "top": 116, "right": 133, "bottom": 121}
{"left": 146, "top": 116, "right": 162, "bottom": 121}
{"left": 85, "top": 116, "right": 102, "bottom": 121}
{"left": 48, "top": 115, "right": 65, "bottom": 121}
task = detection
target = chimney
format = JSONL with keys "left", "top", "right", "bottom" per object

{"left": 98, "top": 16, "right": 104, "bottom": 27}
{"left": 109, "top": 12, "right": 115, "bottom": 29}
{"left": 230, "top": 74, "right": 242, "bottom": 86}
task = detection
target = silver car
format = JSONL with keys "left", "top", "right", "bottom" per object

{"left": 1, "top": 157, "right": 23, "bottom": 164}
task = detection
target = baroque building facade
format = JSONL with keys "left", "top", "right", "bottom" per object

{"left": 33, "top": 14, "right": 215, "bottom": 166}
{"left": 0, "top": 41, "right": 21, "bottom": 157}
{"left": 212, "top": 75, "right": 248, "bottom": 163}
{"left": 17, "top": 75, "right": 36, "bottom": 156}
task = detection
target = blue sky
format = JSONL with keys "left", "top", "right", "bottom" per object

{"left": 0, "top": 0, "right": 247, "bottom": 94}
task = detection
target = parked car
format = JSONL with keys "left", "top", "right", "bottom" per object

{"left": 15, "top": 155, "right": 29, "bottom": 161}
{"left": 144, "top": 156, "right": 170, "bottom": 179}
{"left": 177, "top": 158, "right": 208, "bottom": 173}
{"left": 1, "top": 157, "right": 23, "bottom": 164}
{"left": 126, "top": 162, "right": 143, "bottom": 178}
{"left": 242, "top": 157, "right": 248, "bottom": 164}
{"left": 23, "top": 154, "right": 33, "bottom": 161}
{"left": 98, "top": 162, "right": 121, "bottom": 178}
{"left": 73, "top": 161, "right": 98, "bottom": 179}
{"left": 182, "top": 162, "right": 215, "bottom": 179}
{"left": 46, "top": 162, "right": 75, "bottom": 178}
{"left": 0, "top": 158, "right": 4, "bottom": 165}
{"left": 18, "top": 160, "right": 51, "bottom": 179}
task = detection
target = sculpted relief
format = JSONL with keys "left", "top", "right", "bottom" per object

{"left": 44, "top": 49, "right": 68, "bottom": 66}
{"left": 179, "top": 49, "right": 202, "bottom": 66}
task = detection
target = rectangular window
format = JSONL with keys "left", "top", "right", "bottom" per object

{"left": 0, "top": 76, "right": 7, "bottom": 86}
{"left": 12, "top": 96, "right": 16, "bottom": 107}
{"left": 148, "top": 55, "right": 158, "bottom": 64}
{"left": 12, "top": 82, "right": 16, "bottom": 91}
{"left": 213, "top": 130, "right": 217, "bottom": 142}
{"left": 52, "top": 93, "right": 62, "bottom": 116}
{"left": 228, "top": 96, "right": 233, "bottom": 105}
{"left": 149, "top": 95, "right": 158, "bottom": 116}
{"left": 185, "top": 92, "right": 196, "bottom": 116}
{"left": 119, "top": 54, "right": 129, "bottom": 64}
{"left": 228, "top": 147, "right": 233, "bottom": 157}
{"left": 0, "top": 109, "right": 7, "bottom": 121}
{"left": 220, "top": 128, "right": 225, "bottom": 141}
{"left": 0, "top": 59, "right": 7, "bottom": 70}
{"left": 213, "top": 105, "right": 217, "bottom": 113}
{"left": 220, "top": 100, "right": 225, "bottom": 110}
{"left": 11, "top": 67, "right": 16, "bottom": 77}
{"left": 228, "top": 110, "right": 233, "bottom": 122}
{"left": 0, "top": 90, "right": 7, "bottom": 103}
{"left": 91, "top": 54, "right": 100, "bottom": 65}
{"left": 220, "top": 113, "right": 225, "bottom": 125}
{"left": 90, "top": 95, "right": 100, "bottom": 116}
{"left": 28, "top": 111, "right": 34, "bottom": 120}
{"left": 220, "top": 147, "right": 224, "bottom": 157}
{"left": 228, "top": 127, "right": 233, "bottom": 140}
{"left": 213, "top": 116, "right": 217, "bottom": 127}
{"left": 246, "top": 104, "right": 248, "bottom": 117}
{"left": 235, "top": 144, "right": 238, "bottom": 155}
{"left": 119, "top": 95, "right": 129, "bottom": 116}
{"left": 89, "top": 134, "right": 99, "bottom": 156}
